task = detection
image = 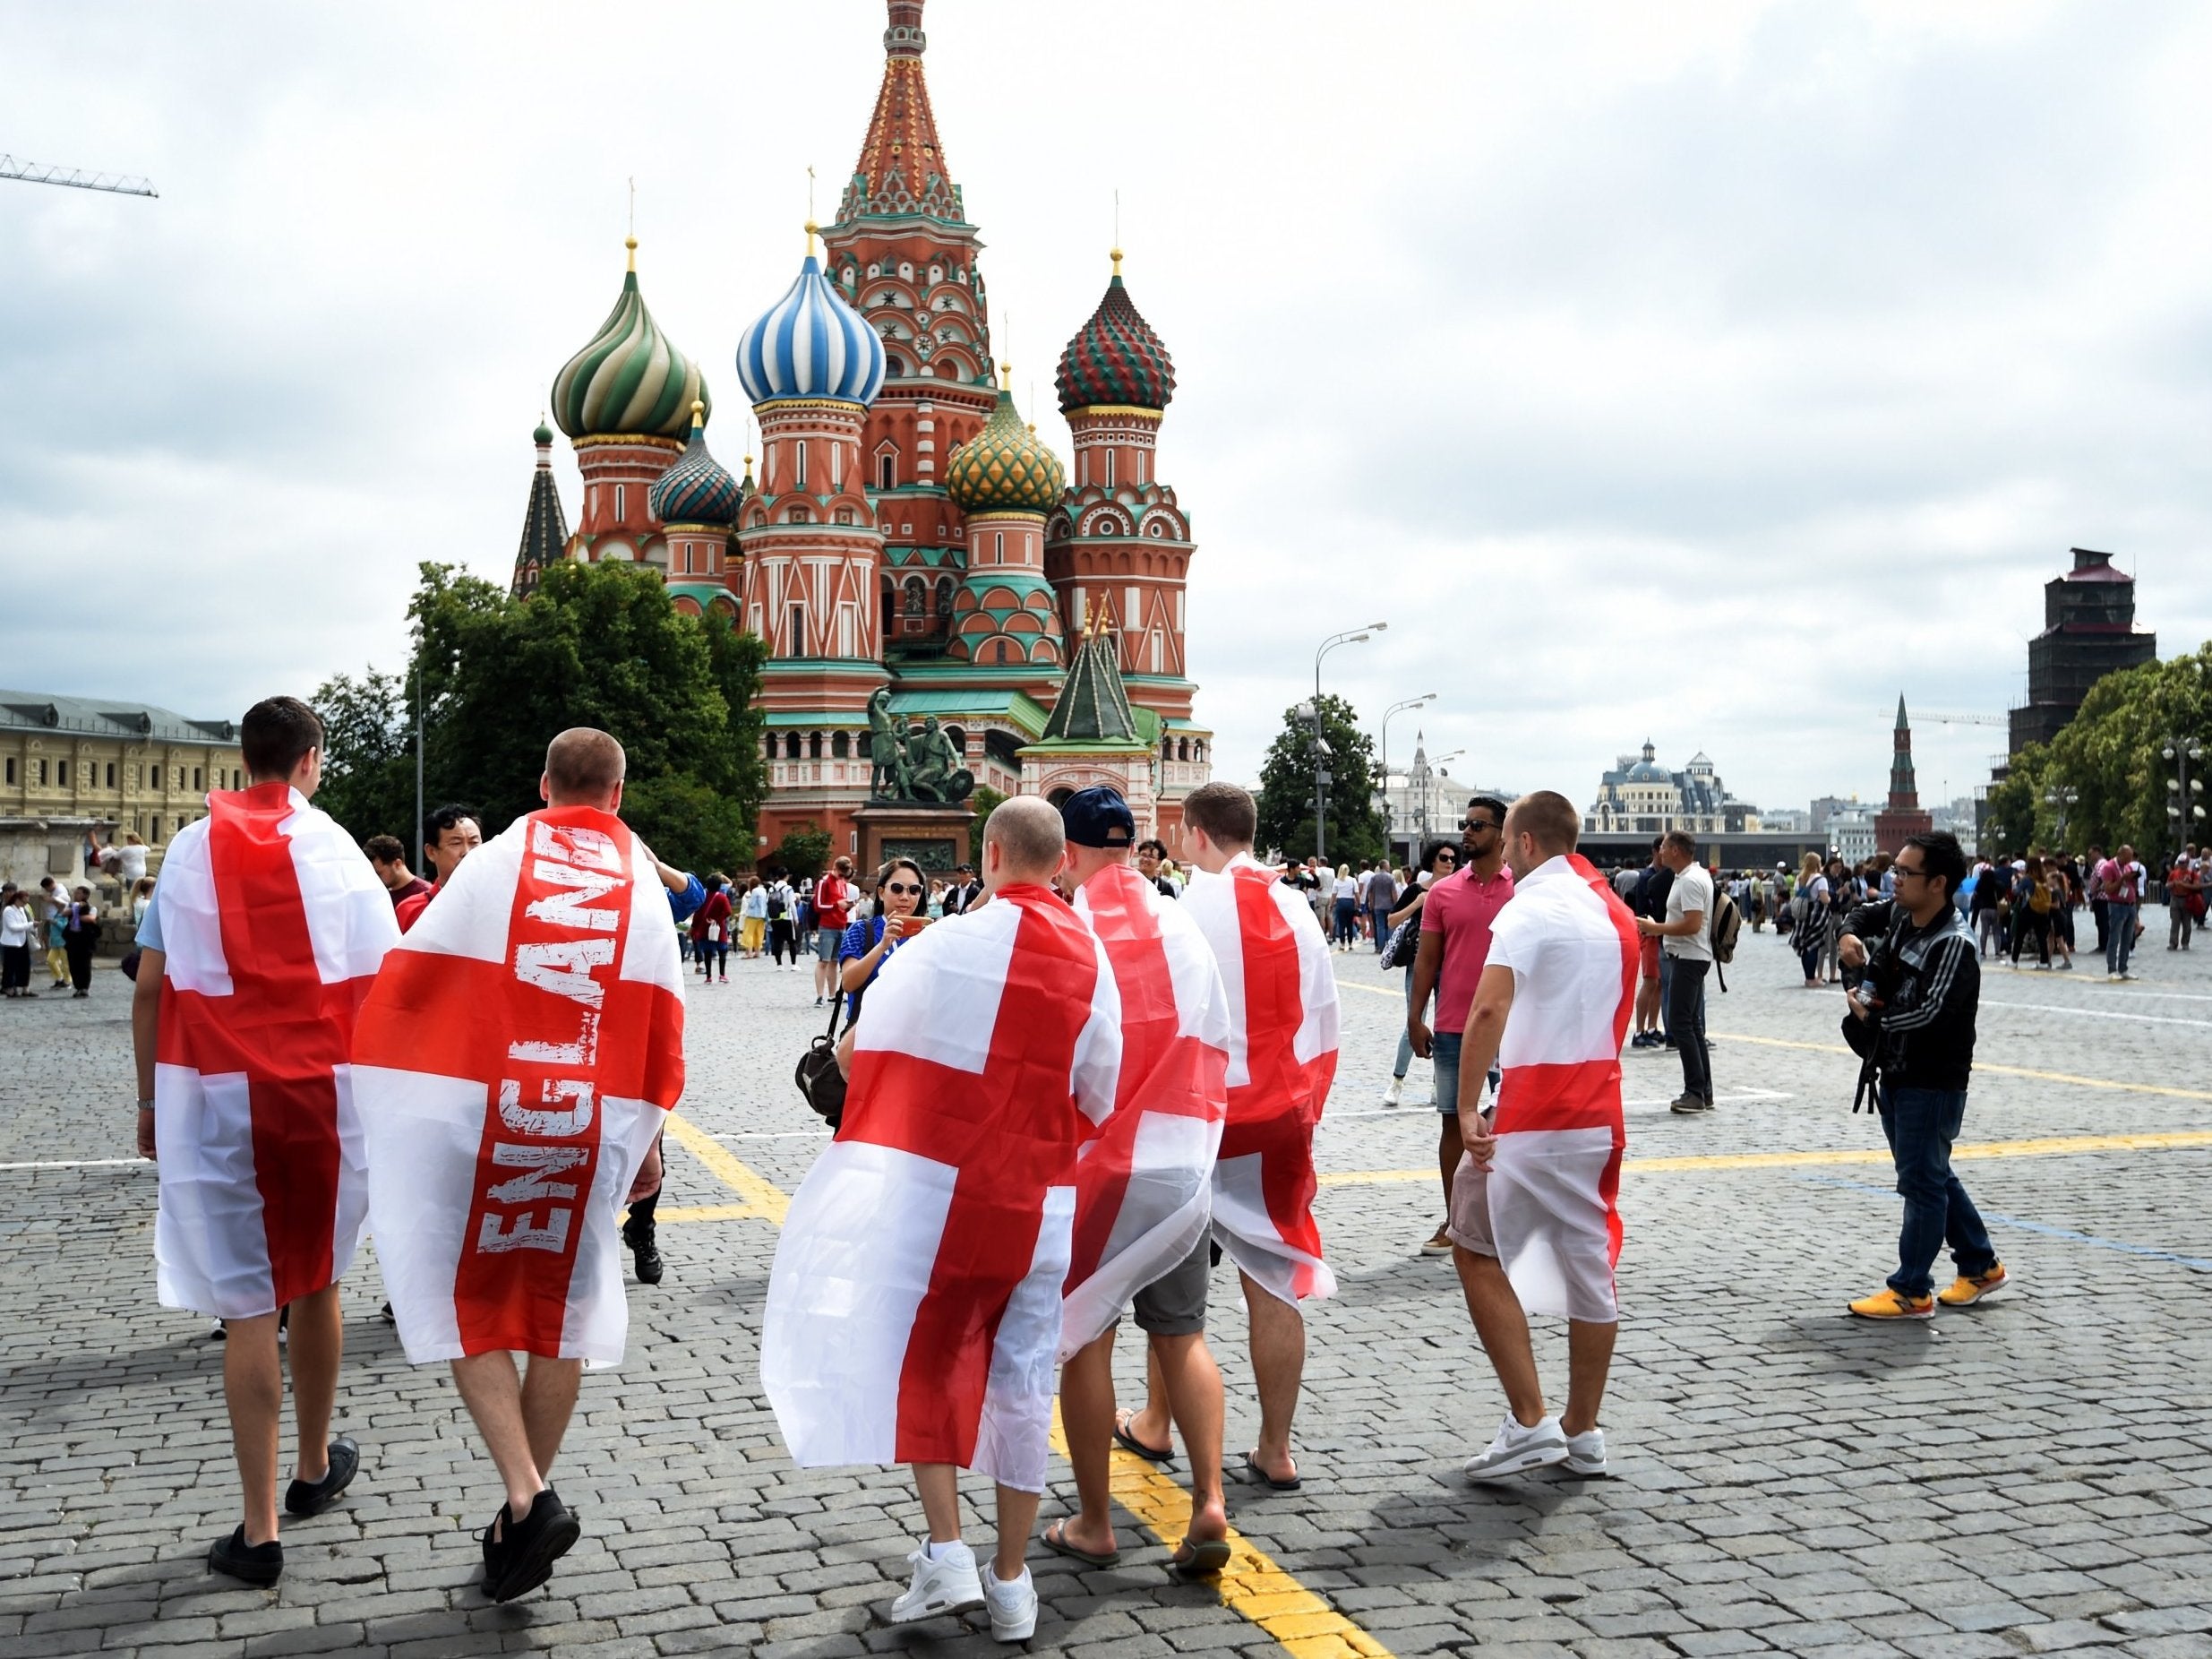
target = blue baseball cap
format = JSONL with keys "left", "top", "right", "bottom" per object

{"left": 1060, "top": 786, "right": 1136, "bottom": 848}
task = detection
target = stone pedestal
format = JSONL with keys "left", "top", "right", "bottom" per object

{"left": 852, "top": 803, "right": 975, "bottom": 877}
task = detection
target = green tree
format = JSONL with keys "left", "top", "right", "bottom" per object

{"left": 969, "top": 784, "right": 1007, "bottom": 827}
{"left": 310, "top": 667, "right": 416, "bottom": 844}
{"left": 316, "top": 560, "right": 769, "bottom": 872}
{"left": 2039, "top": 648, "right": 2212, "bottom": 856}
{"left": 1255, "top": 693, "right": 1385, "bottom": 864}
{"left": 769, "top": 822, "right": 833, "bottom": 880}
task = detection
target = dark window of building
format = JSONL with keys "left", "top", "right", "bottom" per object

{"left": 56, "top": 760, "right": 68, "bottom": 786}
{"left": 784, "top": 732, "right": 802, "bottom": 761}
{"left": 4, "top": 758, "right": 13, "bottom": 784}
{"left": 808, "top": 732, "right": 823, "bottom": 761}
{"left": 832, "top": 732, "right": 850, "bottom": 759}
{"left": 150, "top": 764, "right": 161, "bottom": 787}
{"left": 879, "top": 453, "right": 896, "bottom": 490}
{"left": 35, "top": 760, "right": 47, "bottom": 785}
{"left": 106, "top": 761, "right": 116, "bottom": 787}
{"left": 194, "top": 767, "right": 203, "bottom": 789}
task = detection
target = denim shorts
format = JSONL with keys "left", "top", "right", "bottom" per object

{"left": 1431, "top": 1030, "right": 1499, "bottom": 1114}
{"left": 813, "top": 927, "right": 842, "bottom": 961}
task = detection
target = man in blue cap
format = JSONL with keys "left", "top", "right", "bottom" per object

{"left": 1048, "top": 787, "right": 1235, "bottom": 1579}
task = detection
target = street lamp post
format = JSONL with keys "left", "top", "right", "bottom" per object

{"left": 1379, "top": 692, "right": 1436, "bottom": 859}
{"left": 2043, "top": 786, "right": 2079, "bottom": 853}
{"left": 2164, "top": 736, "right": 2205, "bottom": 865}
{"left": 1310, "top": 623, "right": 1386, "bottom": 863}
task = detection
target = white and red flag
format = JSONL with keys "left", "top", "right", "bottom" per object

{"left": 1480, "top": 852, "right": 1638, "bottom": 1322}
{"left": 351, "top": 808, "right": 685, "bottom": 1364}
{"left": 1059, "top": 863, "right": 1230, "bottom": 1359}
{"left": 1179, "top": 853, "right": 1341, "bottom": 1305}
{"left": 761, "top": 884, "right": 1120, "bottom": 1493}
{"left": 151, "top": 783, "right": 399, "bottom": 1319}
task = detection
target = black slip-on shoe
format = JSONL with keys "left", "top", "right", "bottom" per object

{"left": 285, "top": 1435, "right": 360, "bottom": 1517}
{"left": 209, "top": 1525, "right": 283, "bottom": 1585}
{"left": 487, "top": 1487, "right": 580, "bottom": 1603}
{"left": 625, "top": 1225, "right": 663, "bottom": 1285}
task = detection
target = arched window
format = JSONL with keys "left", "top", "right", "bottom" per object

{"left": 904, "top": 577, "right": 925, "bottom": 615}
{"left": 832, "top": 731, "right": 851, "bottom": 759}
{"left": 993, "top": 531, "right": 1004, "bottom": 562}
{"left": 937, "top": 577, "right": 955, "bottom": 616}
{"left": 784, "top": 732, "right": 802, "bottom": 761}
{"left": 943, "top": 725, "right": 966, "bottom": 755}
{"left": 808, "top": 732, "right": 824, "bottom": 761}
{"left": 879, "top": 452, "right": 896, "bottom": 489}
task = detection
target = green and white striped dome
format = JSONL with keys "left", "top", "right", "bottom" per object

{"left": 551, "top": 239, "right": 709, "bottom": 441}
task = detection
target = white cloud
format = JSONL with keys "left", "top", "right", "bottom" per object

{"left": 3, "top": 0, "right": 2207, "bottom": 823}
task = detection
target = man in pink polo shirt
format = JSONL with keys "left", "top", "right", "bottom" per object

{"left": 1407, "top": 795, "right": 1515, "bottom": 1256}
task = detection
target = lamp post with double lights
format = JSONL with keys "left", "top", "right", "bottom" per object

{"left": 1379, "top": 692, "right": 1436, "bottom": 856}
{"left": 2042, "top": 786, "right": 2079, "bottom": 854}
{"left": 1414, "top": 748, "right": 1466, "bottom": 847}
{"left": 1308, "top": 623, "right": 1387, "bottom": 863}
{"left": 2165, "top": 737, "right": 2205, "bottom": 866}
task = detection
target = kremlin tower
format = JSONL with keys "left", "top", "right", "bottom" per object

{"left": 519, "top": 0, "right": 1212, "bottom": 861}
{"left": 1873, "top": 696, "right": 1934, "bottom": 853}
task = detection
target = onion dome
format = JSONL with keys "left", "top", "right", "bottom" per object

{"left": 1056, "top": 249, "right": 1176, "bottom": 413}
{"left": 552, "top": 239, "right": 710, "bottom": 441}
{"left": 735, "top": 227, "right": 886, "bottom": 408}
{"left": 647, "top": 401, "right": 742, "bottom": 528}
{"left": 533, "top": 416, "right": 554, "bottom": 445}
{"left": 946, "top": 375, "right": 1066, "bottom": 513}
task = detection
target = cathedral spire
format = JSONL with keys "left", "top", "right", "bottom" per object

{"left": 836, "top": 0, "right": 965, "bottom": 226}
{"left": 510, "top": 417, "right": 570, "bottom": 598}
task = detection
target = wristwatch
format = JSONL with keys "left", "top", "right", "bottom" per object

{"left": 137, "top": 1098, "right": 154, "bottom": 1113}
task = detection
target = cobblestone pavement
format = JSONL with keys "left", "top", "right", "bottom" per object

{"left": 4, "top": 912, "right": 2212, "bottom": 1657}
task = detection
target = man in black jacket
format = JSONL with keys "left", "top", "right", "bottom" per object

{"left": 1838, "top": 830, "right": 2008, "bottom": 1319}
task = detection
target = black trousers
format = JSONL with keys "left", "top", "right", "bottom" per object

{"left": 65, "top": 938, "right": 95, "bottom": 992}
{"left": 1666, "top": 958, "right": 1712, "bottom": 1103}
{"left": 768, "top": 920, "right": 797, "bottom": 963}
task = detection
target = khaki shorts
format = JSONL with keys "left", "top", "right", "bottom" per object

{"left": 1116, "top": 1237, "right": 1210, "bottom": 1337}
{"left": 1446, "top": 1151, "right": 1499, "bottom": 1259}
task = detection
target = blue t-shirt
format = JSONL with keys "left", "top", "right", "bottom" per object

{"left": 839, "top": 915, "right": 900, "bottom": 1018}
{"left": 135, "top": 894, "right": 165, "bottom": 952}
{"left": 665, "top": 872, "right": 706, "bottom": 924}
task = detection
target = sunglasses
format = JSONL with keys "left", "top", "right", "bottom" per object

{"left": 884, "top": 881, "right": 922, "bottom": 897}
{"left": 1435, "top": 851, "right": 1459, "bottom": 863}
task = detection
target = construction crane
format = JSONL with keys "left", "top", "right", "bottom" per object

{"left": 1, "top": 154, "right": 158, "bottom": 198}
{"left": 1908, "top": 711, "right": 2006, "bottom": 728}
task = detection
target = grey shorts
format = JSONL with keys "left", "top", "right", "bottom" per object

{"left": 1122, "top": 1238, "right": 1211, "bottom": 1337}
{"left": 813, "top": 927, "right": 842, "bottom": 961}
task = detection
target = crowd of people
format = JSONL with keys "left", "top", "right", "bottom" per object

{"left": 72, "top": 688, "right": 2130, "bottom": 1637}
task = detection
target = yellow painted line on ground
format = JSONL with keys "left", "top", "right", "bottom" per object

{"left": 662, "top": 1109, "right": 1393, "bottom": 1656}
{"left": 1338, "top": 981, "right": 1402, "bottom": 1000}
{"left": 662, "top": 1111, "right": 789, "bottom": 1225}
{"left": 1710, "top": 1031, "right": 2212, "bottom": 1105}
{"left": 1046, "top": 1409, "right": 1394, "bottom": 1659}
{"left": 1316, "top": 1127, "right": 2212, "bottom": 1188}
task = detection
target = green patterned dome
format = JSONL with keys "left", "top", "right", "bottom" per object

{"left": 551, "top": 239, "right": 709, "bottom": 441}
{"left": 945, "top": 385, "right": 1065, "bottom": 514}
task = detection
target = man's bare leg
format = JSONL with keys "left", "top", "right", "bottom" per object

{"left": 913, "top": 1462, "right": 963, "bottom": 1545}
{"left": 1127, "top": 1341, "right": 1171, "bottom": 1453}
{"left": 520, "top": 1357, "right": 582, "bottom": 1476}
{"left": 1559, "top": 1319, "right": 1617, "bottom": 1438}
{"left": 992, "top": 1484, "right": 1040, "bottom": 1583}
{"left": 222, "top": 1312, "right": 284, "bottom": 1545}
{"left": 1052, "top": 1331, "right": 1119, "bottom": 1556}
{"left": 1452, "top": 1246, "right": 1546, "bottom": 1426}
{"left": 450, "top": 1353, "right": 547, "bottom": 1522}
{"left": 285, "top": 1284, "right": 343, "bottom": 1483}
{"left": 1437, "top": 1113, "right": 1464, "bottom": 1213}
{"left": 1151, "top": 1331, "right": 1227, "bottom": 1544}
{"left": 1242, "top": 1273, "right": 1304, "bottom": 1483}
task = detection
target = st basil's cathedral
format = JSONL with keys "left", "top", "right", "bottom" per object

{"left": 509, "top": 0, "right": 1213, "bottom": 861}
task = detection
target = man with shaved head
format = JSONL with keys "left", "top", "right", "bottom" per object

{"left": 353, "top": 726, "right": 689, "bottom": 1602}
{"left": 763, "top": 795, "right": 1122, "bottom": 1642}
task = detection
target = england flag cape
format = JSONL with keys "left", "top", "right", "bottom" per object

{"left": 151, "top": 783, "right": 399, "bottom": 1319}
{"left": 1180, "top": 853, "right": 1341, "bottom": 1304}
{"left": 1482, "top": 853, "right": 1638, "bottom": 1322}
{"left": 761, "top": 884, "right": 1120, "bottom": 1493}
{"left": 1060, "top": 863, "right": 1231, "bottom": 1359}
{"left": 351, "top": 807, "right": 685, "bottom": 1364}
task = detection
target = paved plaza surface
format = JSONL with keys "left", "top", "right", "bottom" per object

{"left": 4, "top": 912, "right": 2212, "bottom": 1658}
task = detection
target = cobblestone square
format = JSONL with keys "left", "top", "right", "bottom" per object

{"left": 4, "top": 922, "right": 2210, "bottom": 1657}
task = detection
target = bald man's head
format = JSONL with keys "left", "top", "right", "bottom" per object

{"left": 982, "top": 796, "right": 1067, "bottom": 891}
{"left": 543, "top": 727, "right": 626, "bottom": 808}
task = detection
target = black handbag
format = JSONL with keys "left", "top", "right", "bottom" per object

{"left": 794, "top": 989, "right": 853, "bottom": 1130}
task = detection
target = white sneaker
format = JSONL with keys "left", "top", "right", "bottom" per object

{"left": 984, "top": 1563, "right": 1038, "bottom": 1642}
{"left": 1463, "top": 1414, "right": 1569, "bottom": 1480}
{"left": 887, "top": 1541, "right": 984, "bottom": 1624}
{"left": 1563, "top": 1427, "right": 1608, "bottom": 1476}
{"left": 1382, "top": 1077, "right": 1403, "bottom": 1107}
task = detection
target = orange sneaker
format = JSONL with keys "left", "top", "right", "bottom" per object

{"left": 1937, "top": 1264, "right": 2011, "bottom": 1306}
{"left": 1848, "top": 1287, "right": 1934, "bottom": 1320}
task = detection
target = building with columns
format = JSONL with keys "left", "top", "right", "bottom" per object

{"left": 508, "top": 0, "right": 1211, "bottom": 865}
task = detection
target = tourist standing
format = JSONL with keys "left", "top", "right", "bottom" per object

{"left": 839, "top": 857, "right": 930, "bottom": 1019}
{"left": 2084, "top": 843, "right": 2109, "bottom": 953}
{"left": 364, "top": 835, "right": 433, "bottom": 909}
{"left": 1628, "top": 840, "right": 1671, "bottom": 1047}
{"left": 1447, "top": 791, "right": 1635, "bottom": 1481}
{"left": 812, "top": 857, "right": 856, "bottom": 1006}
{"left": 132, "top": 696, "right": 399, "bottom": 1583}
{"left": 1330, "top": 865, "right": 1359, "bottom": 950}
{"left": 693, "top": 877, "right": 733, "bottom": 982}
{"left": 1789, "top": 851, "right": 1828, "bottom": 987}
{"left": 2010, "top": 855, "right": 2054, "bottom": 969}
{"left": 397, "top": 805, "right": 484, "bottom": 933}
{"left": 740, "top": 876, "right": 767, "bottom": 958}
{"left": 1406, "top": 798, "right": 1514, "bottom": 1252}
{"left": 1365, "top": 860, "right": 1399, "bottom": 954}
{"left": 1637, "top": 832, "right": 1714, "bottom": 1114}
{"left": 1136, "top": 838, "right": 1178, "bottom": 898}
{"left": 766, "top": 873, "right": 799, "bottom": 968}
{"left": 1838, "top": 831, "right": 2005, "bottom": 1318}
{"left": 1, "top": 887, "right": 36, "bottom": 997}
{"left": 1383, "top": 839, "right": 1459, "bottom": 1107}
{"left": 63, "top": 886, "right": 99, "bottom": 998}
{"left": 2168, "top": 850, "right": 2200, "bottom": 952}
{"left": 2095, "top": 844, "right": 2146, "bottom": 979}
{"left": 39, "top": 877, "right": 70, "bottom": 989}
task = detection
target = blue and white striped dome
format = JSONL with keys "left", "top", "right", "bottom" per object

{"left": 735, "top": 249, "right": 885, "bottom": 408}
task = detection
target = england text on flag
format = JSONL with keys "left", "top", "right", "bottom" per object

{"left": 761, "top": 884, "right": 1121, "bottom": 1493}
{"left": 151, "top": 782, "right": 399, "bottom": 1319}
{"left": 1060, "top": 861, "right": 1231, "bottom": 1359}
{"left": 352, "top": 809, "right": 685, "bottom": 1364}
{"left": 1179, "top": 852, "right": 1341, "bottom": 1305}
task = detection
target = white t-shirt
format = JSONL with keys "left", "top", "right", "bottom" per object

{"left": 1663, "top": 864, "right": 1715, "bottom": 961}
{"left": 1333, "top": 875, "right": 1358, "bottom": 901}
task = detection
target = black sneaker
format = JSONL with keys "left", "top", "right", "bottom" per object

{"left": 1668, "top": 1094, "right": 1715, "bottom": 1115}
{"left": 624, "top": 1224, "right": 663, "bottom": 1286}
{"left": 285, "top": 1435, "right": 360, "bottom": 1517}
{"left": 209, "top": 1525, "right": 283, "bottom": 1585}
{"left": 485, "top": 1488, "right": 580, "bottom": 1603}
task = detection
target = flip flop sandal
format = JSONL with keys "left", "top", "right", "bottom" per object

{"left": 1111, "top": 1410, "right": 1176, "bottom": 1468}
{"left": 1233, "top": 1451, "right": 1302, "bottom": 1492}
{"left": 1041, "top": 1519, "right": 1120, "bottom": 1569}
{"left": 1166, "top": 1537, "right": 1233, "bottom": 1581}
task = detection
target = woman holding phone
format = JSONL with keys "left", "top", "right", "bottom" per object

{"left": 837, "top": 855, "right": 930, "bottom": 1021}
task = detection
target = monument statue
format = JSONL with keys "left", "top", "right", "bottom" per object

{"left": 866, "top": 690, "right": 975, "bottom": 805}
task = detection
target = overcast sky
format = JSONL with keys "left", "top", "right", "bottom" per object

{"left": 5, "top": 1, "right": 2208, "bottom": 817}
